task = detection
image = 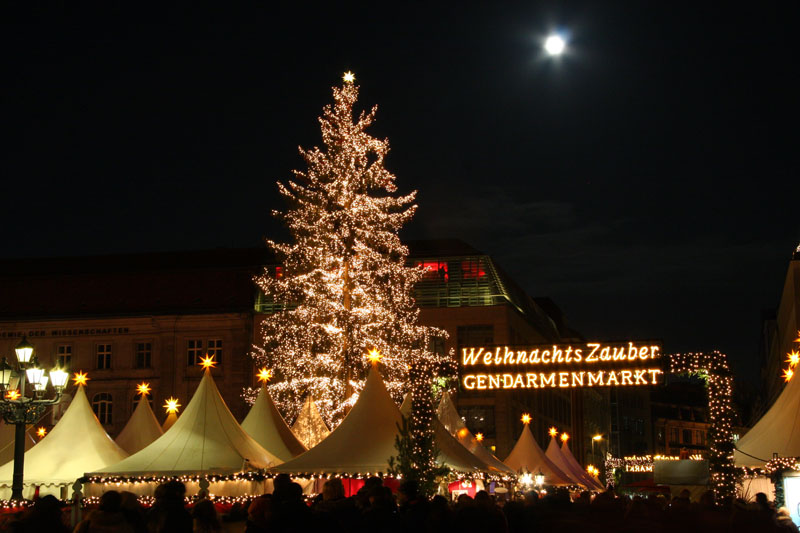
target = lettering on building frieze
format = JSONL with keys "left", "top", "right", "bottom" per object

{"left": 0, "top": 327, "right": 130, "bottom": 339}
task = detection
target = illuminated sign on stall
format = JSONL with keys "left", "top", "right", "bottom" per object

{"left": 460, "top": 341, "right": 663, "bottom": 390}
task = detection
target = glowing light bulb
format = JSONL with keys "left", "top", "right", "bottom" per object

{"left": 561, "top": 432, "right": 570, "bottom": 442}
{"left": 521, "top": 413, "right": 532, "bottom": 424}
{"left": 73, "top": 371, "right": 89, "bottom": 387}
{"left": 475, "top": 433, "right": 484, "bottom": 442}
{"left": 786, "top": 351, "right": 800, "bottom": 368}
{"left": 783, "top": 367, "right": 794, "bottom": 383}
{"left": 544, "top": 34, "right": 566, "bottom": 56}
{"left": 136, "top": 383, "right": 151, "bottom": 396}
{"left": 343, "top": 71, "right": 355, "bottom": 83}
{"left": 257, "top": 367, "right": 273, "bottom": 383}
{"left": 199, "top": 355, "right": 217, "bottom": 369}
{"left": 36, "top": 427, "right": 46, "bottom": 438}
{"left": 164, "top": 397, "right": 181, "bottom": 414}
{"left": 5, "top": 390, "right": 20, "bottom": 401}
{"left": 366, "top": 349, "right": 382, "bottom": 364}
{"left": 549, "top": 427, "right": 558, "bottom": 437}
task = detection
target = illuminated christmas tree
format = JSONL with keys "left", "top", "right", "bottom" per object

{"left": 250, "top": 73, "right": 452, "bottom": 437}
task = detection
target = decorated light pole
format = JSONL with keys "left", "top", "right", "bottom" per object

{"left": 0, "top": 337, "right": 69, "bottom": 500}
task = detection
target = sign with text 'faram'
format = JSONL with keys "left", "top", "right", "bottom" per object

{"left": 460, "top": 341, "right": 663, "bottom": 391}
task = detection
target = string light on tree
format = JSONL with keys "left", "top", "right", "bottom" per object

{"left": 247, "top": 72, "right": 453, "bottom": 432}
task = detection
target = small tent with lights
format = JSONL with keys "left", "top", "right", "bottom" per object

{"left": 291, "top": 395, "right": 330, "bottom": 449}
{"left": 436, "top": 391, "right": 516, "bottom": 475}
{"left": 241, "top": 385, "right": 307, "bottom": 462}
{"left": 544, "top": 435, "right": 596, "bottom": 489}
{"left": 270, "top": 365, "right": 402, "bottom": 476}
{"left": 400, "top": 394, "right": 496, "bottom": 476}
{"left": 560, "top": 438, "right": 605, "bottom": 490}
{"left": 0, "top": 384, "right": 129, "bottom": 499}
{"left": 503, "top": 420, "right": 573, "bottom": 486}
{"left": 115, "top": 389, "right": 164, "bottom": 455}
{"left": 87, "top": 365, "right": 281, "bottom": 497}
{"left": 734, "top": 362, "right": 800, "bottom": 467}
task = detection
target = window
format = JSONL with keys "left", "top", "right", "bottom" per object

{"left": 415, "top": 260, "right": 449, "bottom": 281}
{"left": 92, "top": 393, "right": 113, "bottom": 424}
{"left": 135, "top": 342, "right": 152, "bottom": 369}
{"left": 207, "top": 339, "right": 223, "bottom": 363}
{"left": 96, "top": 344, "right": 112, "bottom": 370}
{"left": 670, "top": 428, "right": 679, "bottom": 444}
{"left": 682, "top": 429, "right": 693, "bottom": 445}
{"left": 460, "top": 260, "right": 486, "bottom": 279}
{"left": 695, "top": 430, "right": 705, "bottom": 446}
{"left": 56, "top": 344, "right": 72, "bottom": 368}
{"left": 187, "top": 339, "right": 204, "bottom": 366}
{"left": 457, "top": 325, "right": 493, "bottom": 347}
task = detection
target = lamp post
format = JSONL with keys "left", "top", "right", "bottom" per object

{"left": 0, "top": 337, "right": 69, "bottom": 500}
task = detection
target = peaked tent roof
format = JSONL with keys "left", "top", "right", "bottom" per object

{"left": 242, "top": 386, "right": 306, "bottom": 462}
{"left": 291, "top": 395, "right": 330, "bottom": 449}
{"left": 545, "top": 436, "right": 587, "bottom": 487}
{"left": 162, "top": 411, "right": 178, "bottom": 431}
{"left": 271, "top": 366, "right": 401, "bottom": 475}
{"left": 400, "top": 394, "right": 492, "bottom": 475}
{"left": 115, "top": 394, "right": 164, "bottom": 455}
{"left": 0, "top": 385, "right": 129, "bottom": 487}
{"left": 93, "top": 369, "right": 281, "bottom": 476}
{"left": 503, "top": 424, "right": 572, "bottom": 485}
{"left": 436, "top": 391, "right": 516, "bottom": 475}
{"left": 560, "top": 440, "right": 605, "bottom": 490}
{"left": 734, "top": 371, "right": 800, "bottom": 466}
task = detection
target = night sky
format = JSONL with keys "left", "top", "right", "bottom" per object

{"left": 3, "top": 3, "right": 799, "bottom": 385}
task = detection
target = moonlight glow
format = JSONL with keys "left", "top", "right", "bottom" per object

{"left": 544, "top": 34, "right": 566, "bottom": 56}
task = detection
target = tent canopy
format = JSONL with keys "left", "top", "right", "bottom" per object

{"left": 503, "top": 423, "right": 572, "bottom": 485}
{"left": 436, "top": 391, "right": 516, "bottom": 475}
{"left": 93, "top": 368, "right": 280, "bottom": 477}
{"left": 115, "top": 394, "right": 164, "bottom": 455}
{"left": 560, "top": 439, "right": 605, "bottom": 490}
{"left": 0, "top": 385, "right": 128, "bottom": 488}
{"left": 271, "top": 365, "right": 401, "bottom": 475}
{"left": 735, "top": 370, "right": 800, "bottom": 466}
{"left": 545, "top": 436, "right": 591, "bottom": 488}
{"left": 291, "top": 395, "right": 330, "bottom": 449}
{"left": 241, "top": 386, "right": 306, "bottom": 462}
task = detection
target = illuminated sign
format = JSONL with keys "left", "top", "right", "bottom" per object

{"left": 460, "top": 341, "right": 663, "bottom": 390}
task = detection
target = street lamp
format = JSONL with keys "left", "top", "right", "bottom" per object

{"left": 0, "top": 337, "right": 68, "bottom": 500}
{"left": 534, "top": 471, "right": 545, "bottom": 489}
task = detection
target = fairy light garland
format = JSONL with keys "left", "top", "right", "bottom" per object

{"left": 669, "top": 351, "right": 735, "bottom": 501}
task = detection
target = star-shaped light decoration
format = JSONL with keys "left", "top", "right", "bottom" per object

{"left": 475, "top": 433, "right": 484, "bottom": 442}
{"left": 199, "top": 354, "right": 217, "bottom": 369}
{"left": 36, "top": 427, "right": 46, "bottom": 439}
{"left": 783, "top": 367, "right": 794, "bottom": 383}
{"left": 549, "top": 427, "right": 558, "bottom": 438}
{"left": 257, "top": 367, "right": 273, "bottom": 384}
{"left": 561, "top": 432, "right": 570, "bottom": 442}
{"left": 366, "top": 348, "right": 382, "bottom": 365}
{"left": 521, "top": 413, "right": 532, "bottom": 425}
{"left": 5, "top": 390, "right": 20, "bottom": 401}
{"left": 343, "top": 71, "right": 355, "bottom": 83}
{"left": 786, "top": 350, "right": 800, "bottom": 368}
{"left": 73, "top": 371, "right": 89, "bottom": 387}
{"left": 137, "top": 382, "right": 151, "bottom": 396}
{"left": 164, "top": 397, "right": 181, "bottom": 414}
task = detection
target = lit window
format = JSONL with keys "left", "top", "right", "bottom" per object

{"left": 92, "top": 393, "right": 113, "bottom": 424}
{"left": 415, "top": 260, "right": 449, "bottom": 281}
{"left": 96, "top": 344, "right": 112, "bottom": 370}
{"left": 56, "top": 345, "right": 72, "bottom": 368}
{"left": 461, "top": 260, "right": 486, "bottom": 279}
{"left": 135, "top": 342, "right": 152, "bottom": 369}
{"left": 187, "top": 339, "right": 204, "bottom": 366}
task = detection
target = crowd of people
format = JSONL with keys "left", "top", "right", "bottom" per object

{"left": 0, "top": 475, "right": 798, "bottom": 532}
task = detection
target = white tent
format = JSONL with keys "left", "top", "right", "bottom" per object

{"left": 92, "top": 368, "right": 281, "bottom": 477}
{"left": 0, "top": 422, "right": 37, "bottom": 467}
{"left": 115, "top": 394, "right": 164, "bottom": 455}
{"left": 735, "top": 371, "right": 800, "bottom": 466}
{"left": 400, "top": 394, "right": 493, "bottom": 475}
{"left": 241, "top": 386, "right": 306, "bottom": 462}
{"left": 291, "top": 395, "right": 330, "bottom": 449}
{"left": 560, "top": 439, "right": 605, "bottom": 490}
{"left": 545, "top": 436, "right": 588, "bottom": 487}
{"left": 436, "top": 391, "right": 516, "bottom": 475}
{"left": 0, "top": 385, "right": 129, "bottom": 498}
{"left": 271, "top": 365, "right": 401, "bottom": 475}
{"left": 503, "top": 422, "right": 572, "bottom": 485}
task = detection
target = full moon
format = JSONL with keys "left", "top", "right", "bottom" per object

{"left": 544, "top": 34, "right": 566, "bottom": 56}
